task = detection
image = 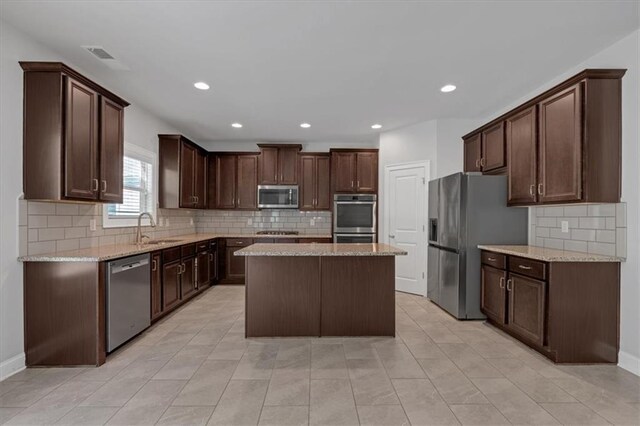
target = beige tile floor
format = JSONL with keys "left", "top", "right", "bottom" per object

{"left": 1, "top": 285, "right": 639, "bottom": 425}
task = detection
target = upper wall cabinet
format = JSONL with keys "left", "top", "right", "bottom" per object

{"left": 209, "top": 153, "right": 258, "bottom": 210}
{"left": 257, "top": 144, "right": 302, "bottom": 185}
{"left": 21, "top": 62, "right": 129, "bottom": 203}
{"left": 299, "top": 153, "right": 331, "bottom": 210}
{"left": 158, "top": 134, "right": 208, "bottom": 209}
{"left": 330, "top": 149, "right": 378, "bottom": 193}
{"left": 463, "top": 69, "right": 626, "bottom": 206}
{"left": 462, "top": 123, "right": 505, "bottom": 174}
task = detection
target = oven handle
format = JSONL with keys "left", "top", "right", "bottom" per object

{"left": 334, "top": 201, "right": 377, "bottom": 205}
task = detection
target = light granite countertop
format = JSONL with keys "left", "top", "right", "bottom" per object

{"left": 235, "top": 243, "right": 407, "bottom": 257}
{"left": 18, "top": 233, "right": 333, "bottom": 262}
{"left": 478, "top": 245, "right": 623, "bottom": 262}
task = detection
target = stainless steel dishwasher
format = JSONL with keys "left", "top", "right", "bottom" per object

{"left": 106, "top": 253, "right": 151, "bottom": 352}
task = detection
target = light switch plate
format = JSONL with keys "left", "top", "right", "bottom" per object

{"left": 310, "top": 218, "right": 315, "bottom": 227}
{"left": 166, "top": 218, "right": 170, "bottom": 226}
{"left": 89, "top": 219, "right": 96, "bottom": 231}
{"left": 561, "top": 220, "right": 569, "bottom": 233}
{"left": 189, "top": 218, "right": 194, "bottom": 226}
{"left": 159, "top": 217, "right": 164, "bottom": 227}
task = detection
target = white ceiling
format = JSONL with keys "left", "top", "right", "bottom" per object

{"left": 2, "top": 1, "right": 638, "bottom": 143}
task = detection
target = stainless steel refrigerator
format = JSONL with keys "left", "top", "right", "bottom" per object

{"left": 427, "top": 173, "right": 528, "bottom": 319}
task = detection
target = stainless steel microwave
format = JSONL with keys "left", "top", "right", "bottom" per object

{"left": 257, "top": 185, "right": 299, "bottom": 209}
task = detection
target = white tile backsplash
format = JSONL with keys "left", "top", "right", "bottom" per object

{"left": 529, "top": 203, "right": 626, "bottom": 260}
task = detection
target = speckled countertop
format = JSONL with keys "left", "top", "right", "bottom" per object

{"left": 235, "top": 243, "right": 407, "bottom": 257}
{"left": 478, "top": 245, "right": 622, "bottom": 262}
{"left": 18, "top": 233, "right": 333, "bottom": 262}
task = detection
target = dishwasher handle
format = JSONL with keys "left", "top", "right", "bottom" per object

{"left": 111, "top": 258, "right": 149, "bottom": 274}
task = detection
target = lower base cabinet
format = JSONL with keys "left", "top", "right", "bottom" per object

{"left": 480, "top": 250, "right": 620, "bottom": 364}
{"left": 180, "top": 256, "right": 197, "bottom": 299}
{"left": 151, "top": 252, "right": 163, "bottom": 320}
{"left": 162, "top": 260, "right": 181, "bottom": 311}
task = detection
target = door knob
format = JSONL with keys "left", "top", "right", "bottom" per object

{"left": 389, "top": 234, "right": 395, "bottom": 239}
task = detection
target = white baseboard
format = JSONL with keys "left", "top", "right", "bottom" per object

{"left": 618, "top": 350, "right": 640, "bottom": 377}
{"left": 0, "top": 353, "right": 25, "bottom": 381}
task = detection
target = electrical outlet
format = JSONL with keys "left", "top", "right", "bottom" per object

{"left": 247, "top": 218, "right": 253, "bottom": 225}
{"left": 89, "top": 219, "right": 96, "bottom": 231}
{"left": 310, "top": 218, "right": 315, "bottom": 227}
{"left": 159, "top": 217, "right": 164, "bottom": 227}
{"left": 561, "top": 220, "right": 569, "bottom": 233}
{"left": 189, "top": 218, "right": 194, "bottom": 226}
{"left": 165, "top": 218, "right": 170, "bottom": 226}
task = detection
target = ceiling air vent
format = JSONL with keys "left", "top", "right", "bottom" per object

{"left": 82, "top": 46, "right": 130, "bottom": 71}
{"left": 85, "top": 46, "right": 114, "bottom": 60}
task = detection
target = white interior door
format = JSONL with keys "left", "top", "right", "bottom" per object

{"left": 387, "top": 164, "right": 427, "bottom": 295}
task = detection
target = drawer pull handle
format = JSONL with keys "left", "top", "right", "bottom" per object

{"left": 487, "top": 257, "right": 497, "bottom": 261}
{"left": 499, "top": 277, "right": 505, "bottom": 289}
{"left": 518, "top": 265, "right": 532, "bottom": 270}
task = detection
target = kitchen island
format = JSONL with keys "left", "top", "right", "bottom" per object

{"left": 235, "top": 243, "right": 406, "bottom": 337}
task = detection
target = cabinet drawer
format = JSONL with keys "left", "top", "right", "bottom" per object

{"left": 226, "top": 238, "right": 253, "bottom": 247}
{"left": 509, "top": 256, "right": 546, "bottom": 280}
{"left": 163, "top": 247, "right": 182, "bottom": 263}
{"left": 481, "top": 251, "right": 506, "bottom": 269}
{"left": 181, "top": 244, "right": 196, "bottom": 257}
{"left": 196, "top": 242, "right": 209, "bottom": 252}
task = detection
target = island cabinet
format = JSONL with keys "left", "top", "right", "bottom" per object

{"left": 257, "top": 144, "right": 302, "bottom": 185}
{"left": 21, "top": 62, "right": 129, "bottom": 203}
{"left": 480, "top": 249, "right": 620, "bottom": 363}
{"left": 210, "top": 153, "right": 258, "bottom": 210}
{"left": 299, "top": 153, "right": 331, "bottom": 210}
{"left": 330, "top": 149, "right": 378, "bottom": 193}
{"left": 464, "top": 69, "right": 626, "bottom": 206}
{"left": 158, "top": 134, "right": 207, "bottom": 209}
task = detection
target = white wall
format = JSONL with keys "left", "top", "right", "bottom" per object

{"left": 477, "top": 30, "right": 640, "bottom": 375}
{"left": 0, "top": 22, "right": 181, "bottom": 379}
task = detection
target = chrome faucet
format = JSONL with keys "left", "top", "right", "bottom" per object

{"left": 135, "top": 212, "right": 156, "bottom": 244}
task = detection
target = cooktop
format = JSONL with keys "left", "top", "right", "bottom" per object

{"left": 256, "top": 230, "right": 299, "bottom": 236}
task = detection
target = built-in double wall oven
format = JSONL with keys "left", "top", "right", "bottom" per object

{"left": 333, "top": 194, "right": 377, "bottom": 243}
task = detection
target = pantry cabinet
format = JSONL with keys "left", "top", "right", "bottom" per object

{"left": 330, "top": 149, "right": 378, "bottom": 193}
{"left": 159, "top": 134, "right": 207, "bottom": 209}
{"left": 299, "top": 153, "right": 331, "bottom": 210}
{"left": 21, "top": 62, "right": 129, "bottom": 202}
{"left": 464, "top": 69, "right": 625, "bottom": 206}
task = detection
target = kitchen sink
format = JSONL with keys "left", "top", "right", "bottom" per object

{"left": 144, "top": 239, "right": 183, "bottom": 245}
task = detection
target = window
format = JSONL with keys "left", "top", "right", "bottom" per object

{"left": 103, "top": 144, "right": 157, "bottom": 228}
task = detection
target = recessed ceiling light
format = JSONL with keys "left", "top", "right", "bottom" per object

{"left": 194, "top": 81, "right": 210, "bottom": 90}
{"left": 440, "top": 84, "right": 456, "bottom": 93}
{"left": 371, "top": 124, "right": 382, "bottom": 129}
{"left": 231, "top": 123, "right": 243, "bottom": 128}
{"left": 300, "top": 123, "right": 311, "bottom": 128}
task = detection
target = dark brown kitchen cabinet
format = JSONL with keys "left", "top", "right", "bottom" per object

{"left": 181, "top": 256, "right": 197, "bottom": 300}
{"left": 481, "top": 122, "right": 506, "bottom": 172}
{"left": 480, "top": 264, "right": 506, "bottom": 325}
{"left": 213, "top": 154, "right": 258, "bottom": 209}
{"left": 197, "top": 249, "right": 210, "bottom": 289}
{"left": 151, "top": 252, "right": 163, "bottom": 321}
{"left": 506, "top": 106, "right": 538, "bottom": 205}
{"left": 215, "top": 154, "right": 237, "bottom": 209}
{"left": 480, "top": 250, "right": 620, "bottom": 364}
{"left": 21, "top": 62, "right": 129, "bottom": 202}
{"left": 162, "top": 260, "right": 181, "bottom": 311}
{"left": 237, "top": 155, "right": 258, "bottom": 209}
{"left": 507, "top": 273, "right": 546, "bottom": 346}
{"left": 299, "top": 153, "right": 331, "bottom": 210}
{"left": 159, "top": 134, "right": 207, "bottom": 209}
{"left": 464, "top": 69, "right": 625, "bottom": 206}
{"left": 538, "top": 84, "right": 582, "bottom": 204}
{"left": 258, "top": 144, "right": 302, "bottom": 185}
{"left": 219, "top": 238, "right": 253, "bottom": 284}
{"left": 463, "top": 133, "right": 482, "bottom": 172}
{"left": 330, "top": 149, "right": 378, "bottom": 193}
{"left": 99, "top": 97, "right": 125, "bottom": 202}
{"left": 209, "top": 240, "right": 218, "bottom": 284}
